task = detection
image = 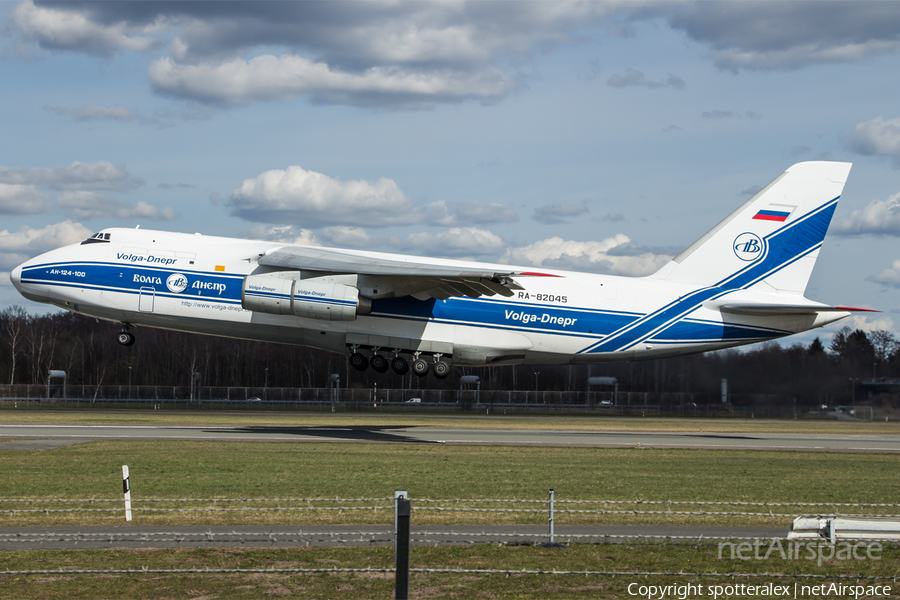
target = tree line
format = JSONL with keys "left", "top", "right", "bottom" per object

{"left": 1, "top": 306, "right": 898, "bottom": 408}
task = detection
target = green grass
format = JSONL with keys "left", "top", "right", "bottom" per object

{"left": 1, "top": 545, "right": 897, "bottom": 599}
{"left": 1, "top": 440, "right": 897, "bottom": 527}
{"left": 2, "top": 415, "right": 898, "bottom": 598}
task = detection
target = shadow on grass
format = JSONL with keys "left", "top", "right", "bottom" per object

{"left": 202, "top": 425, "right": 438, "bottom": 444}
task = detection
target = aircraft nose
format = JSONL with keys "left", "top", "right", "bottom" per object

{"left": 10, "top": 263, "right": 23, "bottom": 292}
{"left": 10, "top": 259, "right": 50, "bottom": 303}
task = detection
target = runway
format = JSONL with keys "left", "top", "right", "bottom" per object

{"left": 2, "top": 424, "right": 900, "bottom": 452}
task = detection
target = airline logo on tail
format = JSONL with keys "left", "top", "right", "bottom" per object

{"left": 733, "top": 233, "right": 763, "bottom": 261}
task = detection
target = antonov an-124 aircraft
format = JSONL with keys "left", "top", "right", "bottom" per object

{"left": 12, "top": 162, "right": 871, "bottom": 378}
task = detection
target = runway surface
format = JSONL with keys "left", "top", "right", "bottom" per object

{"left": 0, "top": 525, "right": 789, "bottom": 550}
{"left": 2, "top": 424, "right": 900, "bottom": 452}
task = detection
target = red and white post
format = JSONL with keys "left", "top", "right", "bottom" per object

{"left": 122, "top": 465, "right": 132, "bottom": 522}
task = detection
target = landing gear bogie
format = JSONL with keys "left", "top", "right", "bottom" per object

{"left": 433, "top": 360, "right": 451, "bottom": 379}
{"left": 347, "top": 346, "right": 452, "bottom": 378}
{"left": 411, "top": 358, "right": 430, "bottom": 377}
{"left": 370, "top": 354, "right": 389, "bottom": 373}
{"left": 349, "top": 352, "right": 369, "bottom": 371}
{"left": 391, "top": 356, "right": 409, "bottom": 375}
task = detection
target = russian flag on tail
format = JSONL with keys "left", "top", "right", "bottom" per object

{"left": 753, "top": 209, "right": 791, "bottom": 222}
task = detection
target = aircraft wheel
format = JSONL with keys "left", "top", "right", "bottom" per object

{"left": 117, "top": 332, "right": 135, "bottom": 347}
{"left": 411, "top": 359, "right": 430, "bottom": 377}
{"left": 391, "top": 356, "right": 409, "bottom": 375}
{"left": 349, "top": 352, "right": 369, "bottom": 372}
{"left": 370, "top": 354, "right": 389, "bottom": 373}
{"left": 433, "top": 360, "right": 451, "bottom": 379}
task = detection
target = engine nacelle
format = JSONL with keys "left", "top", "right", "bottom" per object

{"left": 242, "top": 274, "right": 370, "bottom": 321}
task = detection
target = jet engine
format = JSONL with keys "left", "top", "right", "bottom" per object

{"left": 242, "top": 273, "right": 371, "bottom": 321}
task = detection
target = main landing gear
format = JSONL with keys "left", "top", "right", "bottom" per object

{"left": 117, "top": 325, "right": 135, "bottom": 347}
{"left": 349, "top": 347, "right": 451, "bottom": 379}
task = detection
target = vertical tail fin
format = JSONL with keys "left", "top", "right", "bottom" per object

{"left": 652, "top": 161, "right": 852, "bottom": 295}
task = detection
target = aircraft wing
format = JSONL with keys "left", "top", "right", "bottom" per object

{"left": 716, "top": 303, "right": 877, "bottom": 316}
{"left": 258, "top": 245, "right": 528, "bottom": 300}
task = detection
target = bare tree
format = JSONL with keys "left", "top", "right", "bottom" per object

{"left": 2, "top": 306, "right": 28, "bottom": 385}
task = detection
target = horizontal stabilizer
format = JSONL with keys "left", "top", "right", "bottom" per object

{"left": 715, "top": 303, "right": 877, "bottom": 317}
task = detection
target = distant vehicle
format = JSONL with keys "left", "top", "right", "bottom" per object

{"left": 598, "top": 400, "right": 613, "bottom": 407}
{"left": 247, "top": 397, "right": 262, "bottom": 402}
{"left": 12, "top": 162, "right": 870, "bottom": 379}
{"left": 406, "top": 398, "right": 422, "bottom": 404}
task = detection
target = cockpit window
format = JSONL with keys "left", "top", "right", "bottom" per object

{"left": 81, "top": 232, "right": 112, "bottom": 245}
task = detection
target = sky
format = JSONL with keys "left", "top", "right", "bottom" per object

{"left": 2, "top": 0, "right": 900, "bottom": 347}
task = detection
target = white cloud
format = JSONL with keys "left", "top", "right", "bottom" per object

{"left": 532, "top": 201, "right": 589, "bottom": 224}
{"left": 424, "top": 199, "right": 518, "bottom": 226}
{"left": 12, "top": 1, "right": 900, "bottom": 109}
{"left": 500, "top": 234, "right": 671, "bottom": 276}
{"left": 393, "top": 227, "right": 505, "bottom": 258}
{"left": 832, "top": 193, "right": 900, "bottom": 235}
{"left": 845, "top": 313, "right": 896, "bottom": 335}
{"left": 228, "top": 165, "right": 417, "bottom": 228}
{"left": 0, "top": 160, "right": 143, "bottom": 192}
{"left": 846, "top": 116, "right": 900, "bottom": 167}
{"left": 0, "top": 183, "right": 52, "bottom": 214}
{"left": 11, "top": 0, "right": 158, "bottom": 57}
{"left": 11, "top": 2, "right": 614, "bottom": 108}
{"left": 0, "top": 220, "right": 92, "bottom": 270}
{"left": 868, "top": 259, "right": 900, "bottom": 287}
{"left": 57, "top": 191, "right": 176, "bottom": 221}
{"left": 227, "top": 165, "right": 517, "bottom": 228}
{"left": 320, "top": 226, "right": 376, "bottom": 249}
{"left": 247, "top": 224, "right": 319, "bottom": 246}
{"left": 149, "top": 54, "right": 516, "bottom": 108}
{"left": 660, "top": 3, "right": 900, "bottom": 71}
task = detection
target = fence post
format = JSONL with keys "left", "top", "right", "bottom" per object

{"left": 395, "top": 493, "right": 411, "bottom": 600}
{"left": 540, "top": 488, "right": 565, "bottom": 548}
{"left": 549, "top": 488, "right": 554, "bottom": 544}
{"left": 122, "top": 465, "right": 132, "bottom": 522}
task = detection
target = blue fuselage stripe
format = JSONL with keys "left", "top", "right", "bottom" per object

{"left": 579, "top": 198, "right": 837, "bottom": 354}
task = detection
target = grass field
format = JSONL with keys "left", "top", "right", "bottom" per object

{"left": 2, "top": 545, "right": 897, "bottom": 600}
{"left": 1, "top": 438, "right": 898, "bottom": 527}
{"left": 1, "top": 412, "right": 898, "bottom": 598}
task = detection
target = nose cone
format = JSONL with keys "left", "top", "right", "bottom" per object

{"left": 10, "top": 263, "right": 23, "bottom": 293}
{"left": 10, "top": 258, "right": 50, "bottom": 303}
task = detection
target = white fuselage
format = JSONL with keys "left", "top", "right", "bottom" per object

{"left": 11, "top": 228, "right": 845, "bottom": 366}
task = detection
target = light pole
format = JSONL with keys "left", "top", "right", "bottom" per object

{"left": 265, "top": 367, "right": 269, "bottom": 401}
{"left": 128, "top": 366, "right": 132, "bottom": 399}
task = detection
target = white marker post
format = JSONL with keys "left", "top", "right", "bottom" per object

{"left": 122, "top": 465, "right": 132, "bottom": 522}
{"left": 549, "top": 488, "right": 555, "bottom": 544}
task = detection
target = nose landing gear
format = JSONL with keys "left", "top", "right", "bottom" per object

{"left": 117, "top": 326, "right": 135, "bottom": 347}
